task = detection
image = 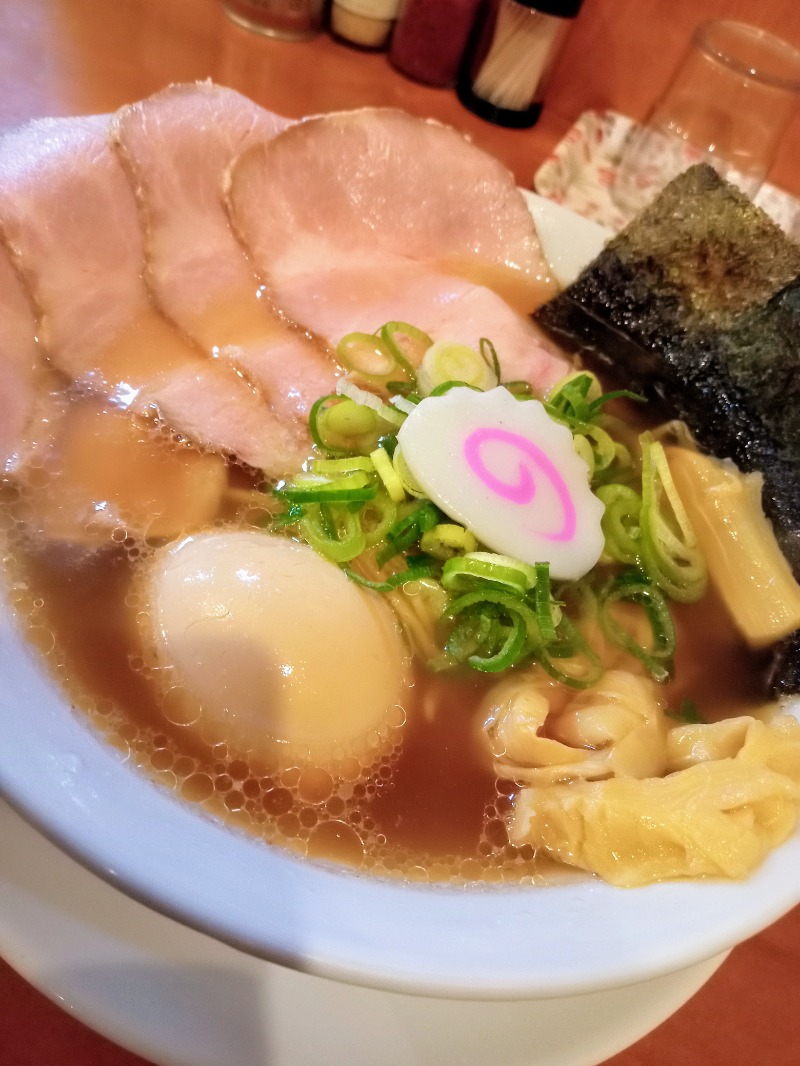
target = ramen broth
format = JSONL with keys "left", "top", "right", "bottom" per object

{"left": 0, "top": 394, "right": 770, "bottom": 884}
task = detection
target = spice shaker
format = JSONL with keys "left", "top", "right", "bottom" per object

{"left": 457, "top": 0, "right": 584, "bottom": 128}
{"left": 330, "top": 0, "right": 402, "bottom": 49}
{"left": 389, "top": 0, "right": 483, "bottom": 88}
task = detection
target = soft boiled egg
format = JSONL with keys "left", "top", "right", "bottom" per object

{"left": 145, "top": 530, "right": 411, "bottom": 772}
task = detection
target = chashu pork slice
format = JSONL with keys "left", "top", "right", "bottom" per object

{"left": 0, "top": 114, "right": 288, "bottom": 475}
{"left": 227, "top": 108, "right": 549, "bottom": 291}
{"left": 225, "top": 108, "right": 570, "bottom": 394}
{"left": 0, "top": 244, "right": 47, "bottom": 471}
{"left": 112, "top": 82, "right": 339, "bottom": 470}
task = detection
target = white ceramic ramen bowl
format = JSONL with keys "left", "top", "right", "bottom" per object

{"left": 0, "top": 196, "right": 798, "bottom": 1000}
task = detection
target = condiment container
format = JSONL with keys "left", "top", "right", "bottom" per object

{"left": 220, "top": 0, "right": 326, "bottom": 40}
{"left": 330, "top": 0, "right": 402, "bottom": 49}
{"left": 457, "top": 0, "right": 584, "bottom": 128}
{"left": 389, "top": 0, "right": 483, "bottom": 88}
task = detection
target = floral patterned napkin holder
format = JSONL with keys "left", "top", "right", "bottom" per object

{"left": 533, "top": 109, "right": 800, "bottom": 238}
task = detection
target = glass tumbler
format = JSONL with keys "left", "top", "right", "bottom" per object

{"left": 612, "top": 20, "right": 800, "bottom": 222}
{"left": 220, "top": 0, "right": 325, "bottom": 40}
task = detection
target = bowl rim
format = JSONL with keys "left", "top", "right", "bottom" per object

{"left": 1, "top": 195, "right": 798, "bottom": 1000}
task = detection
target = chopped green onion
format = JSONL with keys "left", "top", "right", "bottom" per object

{"left": 337, "top": 332, "right": 415, "bottom": 385}
{"left": 596, "top": 483, "right": 642, "bottom": 566}
{"left": 309, "top": 394, "right": 350, "bottom": 455}
{"left": 536, "top": 615, "right": 603, "bottom": 689}
{"left": 546, "top": 372, "right": 600, "bottom": 425}
{"left": 427, "top": 380, "right": 483, "bottom": 397}
{"left": 419, "top": 523, "right": 477, "bottom": 560}
{"left": 300, "top": 503, "right": 366, "bottom": 563}
{"left": 479, "top": 338, "right": 502, "bottom": 386}
{"left": 392, "top": 446, "right": 427, "bottom": 498}
{"left": 379, "top": 321, "right": 430, "bottom": 375}
{"left": 376, "top": 501, "right": 441, "bottom": 566}
{"left": 572, "top": 433, "right": 595, "bottom": 473}
{"left": 274, "top": 470, "right": 376, "bottom": 504}
{"left": 547, "top": 372, "right": 645, "bottom": 430}
{"left": 370, "top": 446, "right": 406, "bottom": 503}
{"left": 609, "top": 440, "right": 635, "bottom": 479}
{"left": 309, "top": 394, "right": 379, "bottom": 455}
{"left": 554, "top": 578, "right": 599, "bottom": 622}
{"left": 599, "top": 571, "right": 676, "bottom": 682}
{"left": 272, "top": 321, "right": 706, "bottom": 686}
{"left": 324, "top": 399, "right": 377, "bottom": 437}
{"left": 335, "top": 380, "right": 406, "bottom": 430}
{"left": 342, "top": 557, "right": 437, "bottom": 592}
{"left": 310, "top": 456, "right": 375, "bottom": 475}
{"left": 270, "top": 502, "right": 305, "bottom": 528}
{"left": 442, "top": 552, "right": 537, "bottom": 594}
{"left": 389, "top": 393, "right": 420, "bottom": 415}
{"left": 378, "top": 433, "right": 398, "bottom": 458}
{"left": 359, "top": 489, "right": 399, "bottom": 548}
{"left": 586, "top": 388, "right": 646, "bottom": 419}
{"left": 445, "top": 611, "right": 497, "bottom": 664}
{"left": 580, "top": 424, "right": 617, "bottom": 479}
{"left": 443, "top": 590, "right": 536, "bottom": 673}
{"left": 466, "top": 615, "right": 528, "bottom": 673}
{"left": 417, "top": 340, "right": 497, "bottom": 396}
{"left": 502, "top": 379, "right": 535, "bottom": 397}
{"left": 532, "top": 562, "right": 558, "bottom": 644}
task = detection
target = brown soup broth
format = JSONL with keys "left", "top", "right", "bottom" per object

{"left": 0, "top": 418, "right": 769, "bottom": 886}
{"left": 1, "top": 478, "right": 555, "bottom": 884}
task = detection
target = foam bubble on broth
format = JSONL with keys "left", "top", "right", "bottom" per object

{"left": 1, "top": 445, "right": 575, "bottom": 885}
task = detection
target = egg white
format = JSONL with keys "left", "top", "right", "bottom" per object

{"left": 146, "top": 530, "right": 411, "bottom": 770}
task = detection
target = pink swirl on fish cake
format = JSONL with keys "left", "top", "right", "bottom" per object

{"left": 463, "top": 427, "right": 577, "bottom": 542}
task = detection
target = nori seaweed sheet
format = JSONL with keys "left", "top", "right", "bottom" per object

{"left": 534, "top": 164, "right": 800, "bottom": 697}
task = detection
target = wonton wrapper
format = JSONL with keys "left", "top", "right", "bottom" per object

{"left": 510, "top": 715, "right": 800, "bottom": 886}
{"left": 483, "top": 670, "right": 668, "bottom": 785}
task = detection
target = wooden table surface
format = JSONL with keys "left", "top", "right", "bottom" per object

{"left": 0, "top": 1, "right": 798, "bottom": 1064}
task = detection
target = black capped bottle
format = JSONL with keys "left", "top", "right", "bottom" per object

{"left": 457, "top": 0, "right": 584, "bottom": 128}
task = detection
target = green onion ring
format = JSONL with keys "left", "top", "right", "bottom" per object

{"left": 599, "top": 573, "right": 676, "bottom": 682}
{"left": 300, "top": 503, "right": 367, "bottom": 563}
{"left": 596, "top": 483, "right": 642, "bottom": 566}
{"left": 379, "top": 322, "right": 430, "bottom": 376}
{"left": 536, "top": 617, "right": 604, "bottom": 689}
{"left": 342, "top": 559, "right": 438, "bottom": 592}
{"left": 442, "top": 553, "right": 536, "bottom": 595}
